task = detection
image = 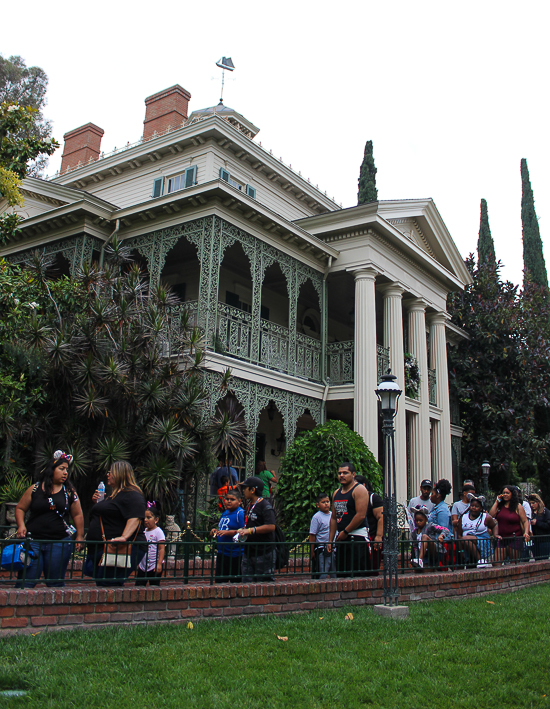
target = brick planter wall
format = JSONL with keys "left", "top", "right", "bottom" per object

{"left": 1, "top": 560, "right": 549, "bottom": 636}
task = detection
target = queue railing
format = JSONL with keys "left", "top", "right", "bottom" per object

{"left": 1, "top": 533, "right": 549, "bottom": 587}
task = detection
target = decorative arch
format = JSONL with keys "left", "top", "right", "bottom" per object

{"left": 203, "top": 371, "right": 322, "bottom": 476}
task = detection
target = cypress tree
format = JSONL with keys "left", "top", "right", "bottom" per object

{"left": 357, "top": 140, "right": 378, "bottom": 204}
{"left": 521, "top": 158, "right": 548, "bottom": 288}
{"left": 477, "top": 198, "right": 496, "bottom": 267}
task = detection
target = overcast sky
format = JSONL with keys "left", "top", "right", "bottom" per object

{"left": 4, "top": 0, "right": 549, "bottom": 287}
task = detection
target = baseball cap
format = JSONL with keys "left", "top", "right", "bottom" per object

{"left": 420, "top": 479, "right": 433, "bottom": 488}
{"left": 240, "top": 477, "right": 264, "bottom": 494}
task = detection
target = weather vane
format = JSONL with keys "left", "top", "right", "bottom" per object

{"left": 216, "top": 57, "right": 235, "bottom": 104}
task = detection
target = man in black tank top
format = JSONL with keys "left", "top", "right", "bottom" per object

{"left": 327, "top": 462, "right": 370, "bottom": 577}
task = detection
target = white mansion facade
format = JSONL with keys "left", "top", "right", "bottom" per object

{"left": 1, "top": 84, "right": 470, "bottom": 502}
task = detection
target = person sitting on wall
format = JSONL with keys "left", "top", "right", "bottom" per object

{"left": 411, "top": 479, "right": 453, "bottom": 570}
{"left": 451, "top": 481, "right": 476, "bottom": 538}
{"left": 407, "top": 480, "right": 434, "bottom": 533}
{"left": 457, "top": 494, "right": 497, "bottom": 568}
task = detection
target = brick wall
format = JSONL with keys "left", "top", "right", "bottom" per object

{"left": 1, "top": 561, "right": 549, "bottom": 636}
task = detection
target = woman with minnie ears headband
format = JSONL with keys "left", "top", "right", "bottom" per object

{"left": 14, "top": 450, "right": 84, "bottom": 588}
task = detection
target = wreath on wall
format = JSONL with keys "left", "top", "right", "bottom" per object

{"left": 404, "top": 353, "right": 420, "bottom": 399}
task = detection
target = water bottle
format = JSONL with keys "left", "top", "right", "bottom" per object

{"left": 97, "top": 482, "right": 105, "bottom": 502}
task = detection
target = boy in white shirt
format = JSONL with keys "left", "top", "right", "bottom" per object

{"left": 309, "top": 493, "right": 335, "bottom": 579}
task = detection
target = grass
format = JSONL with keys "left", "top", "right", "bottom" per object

{"left": 1, "top": 585, "right": 549, "bottom": 709}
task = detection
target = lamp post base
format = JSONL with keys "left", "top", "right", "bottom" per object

{"left": 373, "top": 604, "right": 410, "bottom": 619}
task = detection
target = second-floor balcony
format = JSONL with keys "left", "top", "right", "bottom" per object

{"left": 164, "top": 300, "right": 436, "bottom": 398}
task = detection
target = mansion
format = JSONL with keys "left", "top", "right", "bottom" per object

{"left": 1, "top": 84, "right": 470, "bottom": 503}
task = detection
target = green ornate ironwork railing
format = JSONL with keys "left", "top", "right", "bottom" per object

{"left": 428, "top": 367, "right": 437, "bottom": 405}
{"left": 325, "top": 341, "right": 390, "bottom": 386}
{"left": 326, "top": 341, "right": 354, "bottom": 384}
{"left": 377, "top": 344, "right": 390, "bottom": 382}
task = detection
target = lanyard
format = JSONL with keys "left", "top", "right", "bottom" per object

{"left": 245, "top": 498, "right": 263, "bottom": 526}
{"left": 47, "top": 485, "right": 71, "bottom": 532}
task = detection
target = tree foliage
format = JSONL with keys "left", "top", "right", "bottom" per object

{"left": 357, "top": 140, "right": 378, "bottom": 204}
{"left": 0, "top": 102, "right": 59, "bottom": 245}
{"left": 0, "top": 245, "right": 240, "bottom": 516}
{"left": 276, "top": 419, "right": 382, "bottom": 530}
{"left": 521, "top": 158, "right": 548, "bottom": 289}
{"left": 448, "top": 256, "right": 550, "bottom": 492}
{"left": 0, "top": 54, "right": 52, "bottom": 177}
{"left": 477, "top": 198, "right": 496, "bottom": 267}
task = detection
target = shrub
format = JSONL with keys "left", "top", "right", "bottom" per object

{"left": 276, "top": 420, "right": 382, "bottom": 530}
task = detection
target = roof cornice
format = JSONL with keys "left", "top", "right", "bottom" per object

{"left": 49, "top": 114, "right": 339, "bottom": 212}
{"left": 295, "top": 205, "right": 466, "bottom": 290}
{"left": 2, "top": 179, "right": 338, "bottom": 264}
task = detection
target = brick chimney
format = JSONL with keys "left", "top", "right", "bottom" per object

{"left": 142, "top": 85, "right": 191, "bottom": 140}
{"left": 60, "top": 123, "right": 104, "bottom": 173}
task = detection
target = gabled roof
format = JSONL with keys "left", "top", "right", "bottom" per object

{"left": 295, "top": 198, "right": 472, "bottom": 290}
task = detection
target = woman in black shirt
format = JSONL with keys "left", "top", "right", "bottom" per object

{"left": 86, "top": 460, "right": 146, "bottom": 586}
{"left": 14, "top": 450, "right": 84, "bottom": 588}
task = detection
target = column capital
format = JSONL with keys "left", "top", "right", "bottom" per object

{"left": 378, "top": 281, "right": 405, "bottom": 298}
{"left": 352, "top": 266, "right": 379, "bottom": 282}
{"left": 427, "top": 310, "right": 451, "bottom": 325}
{"left": 406, "top": 297, "right": 428, "bottom": 313}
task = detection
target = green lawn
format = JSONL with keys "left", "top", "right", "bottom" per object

{"left": 1, "top": 584, "right": 549, "bottom": 709}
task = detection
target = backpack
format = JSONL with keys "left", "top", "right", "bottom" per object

{"left": 274, "top": 525, "right": 289, "bottom": 570}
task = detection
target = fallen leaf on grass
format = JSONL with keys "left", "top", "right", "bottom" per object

{"left": 486, "top": 601, "right": 495, "bottom": 605}
{"left": 31, "top": 633, "right": 41, "bottom": 637}
{"left": 187, "top": 622, "right": 194, "bottom": 629}
{"left": 277, "top": 635, "right": 288, "bottom": 641}
{"left": 345, "top": 613, "right": 354, "bottom": 620}
{"left": 319, "top": 617, "right": 323, "bottom": 620}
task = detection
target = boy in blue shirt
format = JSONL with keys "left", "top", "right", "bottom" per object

{"left": 210, "top": 489, "right": 245, "bottom": 582}
{"left": 309, "top": 492, "right": 335, "bottom": 579}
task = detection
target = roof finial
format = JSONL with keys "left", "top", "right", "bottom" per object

{"left": 216, "top": 57, "right": 235, "bottom": 104}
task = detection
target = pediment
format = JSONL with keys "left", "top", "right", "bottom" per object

{"left": 386, "top": 217, "right": 435, "bottom": 259}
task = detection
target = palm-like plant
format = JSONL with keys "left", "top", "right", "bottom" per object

{"left": 1, "top": 247, "right": 239, "bottom": 520}
{"left": 208, "top": 397, "right": 249, "bottom": 467}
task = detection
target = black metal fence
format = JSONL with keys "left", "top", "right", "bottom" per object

{"left": 1, "top": 530, "right": 549, "bottom": 587}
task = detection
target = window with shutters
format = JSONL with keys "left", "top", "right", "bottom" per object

{"left": 219, "top": 167, "right": 246, "bottom": 192}
{"left": 167, "top": 165, "right": 197, "bottom": 194}
{"left": 152, "top": 177, "right": 164, "bottom": 198}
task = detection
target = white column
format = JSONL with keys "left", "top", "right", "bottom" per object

{"left": 379, "top": 283, "right": 406, "bottom": 502}
{"left": 428, "top": 311, "right": 452, "bottom": 480}
{"left": 353, "top": 268, "right": 379, "bottom": 458}
{"left": 407, "top": 299, "right": 431, "bottom": 490}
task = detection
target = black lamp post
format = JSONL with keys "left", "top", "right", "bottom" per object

{"left": 375, "top": 369, "right": 402, "bottom": 608}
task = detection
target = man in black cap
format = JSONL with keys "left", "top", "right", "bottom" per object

{"left": 237, "top": 476, "right": 276, "bottom": 582}
{"left": 408, "top": 480, "right": 435, "bottom": 515}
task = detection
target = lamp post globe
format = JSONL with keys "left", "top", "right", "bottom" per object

{"left": 481, "top": 460, "right": 491, "bottom": 494}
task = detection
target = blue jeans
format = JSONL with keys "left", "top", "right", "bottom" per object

{"left": 313, "top": 547, "right": 335, "bottom": 579}
{"left": 16, "top": 540, "right": 72, "bottom": 588}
